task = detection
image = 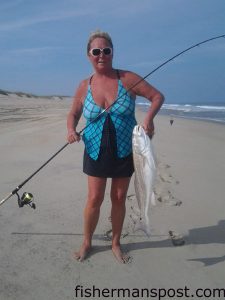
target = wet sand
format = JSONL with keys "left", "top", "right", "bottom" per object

{"left": 0, "top": 94, "right": 225, "bottom": 299}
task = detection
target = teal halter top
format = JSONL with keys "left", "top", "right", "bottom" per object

{"left": 82, "top": 71, "right": 137, "bottom": 160}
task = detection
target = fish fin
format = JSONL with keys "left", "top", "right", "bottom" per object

{"left": 133, "top": 219, "right": 151, "bottom": 237}
{"left": 130, "top": 213, "right": 139, "bottom": 225}
{"left": 151, "top": 192, "right": 156, "bottom": 206}
{"left": 130, "top": 206, "right": 141, "bottom": 217}
{"left": 130, "top": 211, "right": 151, "bottom": 237}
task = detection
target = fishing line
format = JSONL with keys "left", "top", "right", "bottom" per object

{"left": 0, "top": 34, "right": 224, "bottom": 209}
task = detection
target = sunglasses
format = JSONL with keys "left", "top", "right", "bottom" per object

{"left": 89, "top": 47, "right": 112, "bottom": 56}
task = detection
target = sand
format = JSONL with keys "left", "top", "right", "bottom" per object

{"left": 0, "top": 94, "right": 225, "bottom": 299}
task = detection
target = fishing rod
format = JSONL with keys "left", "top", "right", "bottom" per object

{"left": 0, "top": 34, "right": 224, "bottom": 209}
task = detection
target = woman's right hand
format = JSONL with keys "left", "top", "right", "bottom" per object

{"left": 67, "top": 130, "right": 81, "bottom": 143}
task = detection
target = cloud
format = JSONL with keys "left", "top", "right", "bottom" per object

{"left": 0, "top": 46, "right": 74, "bottom": 65}
{"left": 7, "top": 46, "right": 63, "bottom": 55}
{"left": 0, "top": 0, "right": 157, "bottom": 32}
{"left": 0, "top": 0, "right": 26, "bottom": 11}
{"left": 0, "top": 8, "right": 95, "bottom": 32}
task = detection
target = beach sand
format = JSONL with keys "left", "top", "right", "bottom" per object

{"left": 0, "top": 94, "right": 225, "bottom": 299}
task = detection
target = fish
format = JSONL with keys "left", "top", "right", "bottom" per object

{"left": 131, "top": 125, "right": 157, "bottom": 237}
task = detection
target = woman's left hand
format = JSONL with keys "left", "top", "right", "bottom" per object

{"left": 142, "top": 120, "right": 155, "bottom": 139}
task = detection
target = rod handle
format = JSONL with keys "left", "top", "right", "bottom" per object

{"left": 0, "top": 192, "right": 13, "bottom": 206}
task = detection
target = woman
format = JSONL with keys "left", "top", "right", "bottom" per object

{"left": 67, "top": 30, "right": 164, "bottom": 263}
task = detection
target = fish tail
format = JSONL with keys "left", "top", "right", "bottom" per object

{"left": 133, "top": 219, "right": 151, "bottom": 237}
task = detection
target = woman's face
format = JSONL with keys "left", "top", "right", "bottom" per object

{"left": 88, "top": 37, "right": 113, "bottom": 72}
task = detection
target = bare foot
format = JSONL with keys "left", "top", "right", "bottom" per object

{"left": 73, "top": 243, "right": 91, "bottom": 262}
{"left": 112, "top": 245, "right": 132, "bottom": 264}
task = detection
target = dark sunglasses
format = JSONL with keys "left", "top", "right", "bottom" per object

{"left": 89, "top": 47, "right": 112, "bottom": 56}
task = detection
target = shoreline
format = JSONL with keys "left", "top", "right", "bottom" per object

{"left": 137, "top": 99, "right": 225, "bottom": 126}
{"left": 1, "top": 93, "right": 225, "bottom": 127}
{"left": 159, "top": 112, "right": 225, "bottom": 126}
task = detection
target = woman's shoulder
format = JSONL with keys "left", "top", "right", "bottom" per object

{"left": 117, "top": 69, "right": 142, "bottom": 83}
{"left": 77, "top": 77, "right": 89, "bottom": 90}
{"left": 75, "top": 77, "right": 91, "bottom": 96}
{"left": 73, "top": 77, "right": 91, "bottom": 104}
{"left": 117, "top": 69, "right": 142, "bottom": 92}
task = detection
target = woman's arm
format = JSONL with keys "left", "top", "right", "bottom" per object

{"left": 123, "top": 71, "right": 164, "bottom": 136}
{"left": 67, "top": 80, "right": 87, "bottom": 143}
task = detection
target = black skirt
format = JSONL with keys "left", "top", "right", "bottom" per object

{"left": 83, "top": 114, "right": 134, "bottom": 178}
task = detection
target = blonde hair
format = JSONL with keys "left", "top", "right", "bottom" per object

{"left": 87, "top": 30, "right": 113, "bottom": 54}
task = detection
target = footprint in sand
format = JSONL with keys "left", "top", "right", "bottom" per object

{"left": 169, "top": 230, "right": 185, "bottom": 246}
{"left": 167, "top": 199, "right": 183, "bottom": 206}
{"left": 103, "top": 229, "right": 113, "bottom": 241}
{"left": 103, "top": 229, "right": 129, "bottom": 241}
{"left": 127, "top": 194, "right": 135, "bottom": 201}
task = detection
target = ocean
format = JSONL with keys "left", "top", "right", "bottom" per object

{"left": 136, "top": 99, "right": 225, "bottom": 125}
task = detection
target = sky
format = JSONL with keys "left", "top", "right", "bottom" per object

{"left": 0, "top": 0, "right": 225, "bottom": 104}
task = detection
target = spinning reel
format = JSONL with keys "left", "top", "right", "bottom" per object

{"left": 16, "top": 192, "right": 36, "bottom": 209}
